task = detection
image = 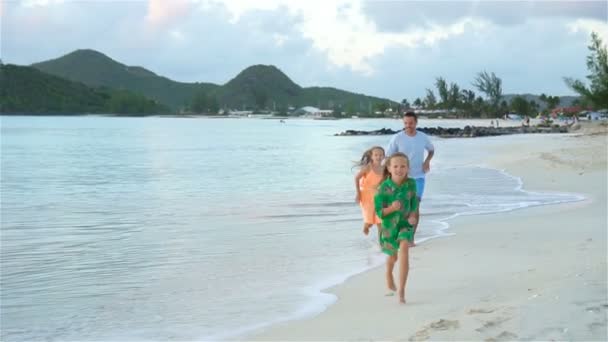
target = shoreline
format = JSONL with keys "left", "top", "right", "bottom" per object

{"left": 203, "top": 165, "right": 587, "bottom": 341}
{"left": 248, "top": 122, "right": 607, "bottom": 341}
{"left": 226, "top": 167, "right": 586, "bottom": 341}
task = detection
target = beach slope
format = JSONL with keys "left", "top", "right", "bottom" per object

{"left": 250, "top": 122, "right": 607, "bottom": 341}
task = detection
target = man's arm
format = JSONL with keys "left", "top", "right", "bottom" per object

{"left": 424, "top": 150, "right": 434, "bottom": 164}
{"left": 423, "top": 135, "right": 435, "bottom": 173}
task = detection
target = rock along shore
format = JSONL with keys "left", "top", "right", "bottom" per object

{"left": 334, "top": 125, "right": 569, "bottom": 137}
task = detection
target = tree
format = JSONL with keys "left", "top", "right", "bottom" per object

{"left": 539, "top": 93, "right": 560, "bottom": 112}
{"left": 424, "top": 88, "right": 437, "bottom": 109}
{"left": 345, "top": 102, "right": 357, "bottom": 115}
{"left": 510, "top": 96, "right": 531, "bottom": 116}
{"left": 564, "top": 31, "right": 608, "bottom": 109}
{"left": 435, "top": 77, "right": 449, "bottom": 108}
{"left": 448, "top": 82, "right": 460, "bottom": 109}
{"left": 252, "top": 88, "right": 268, "bottom": 110}
{"left": 472, "top": 96, "right": 486, "bottom": 117}
{"left": 572, "top": 97, "right": 591, "bottom": 109}
{"left": 459, "top": 89, "right": 476, "bottom": 115}
{"left": 472, "top": 71, "right": 502, "bottom": 115}
{"left": 190, "top": 90, "right": 208, "bottom": 113}
{"left": 413, "top": 98, "right": 422, "bottom": 108}
{"left": 375, "top": 102, "right": 390, "bottom": 113}
{"left": 529, "top": 100, "right": 540, "bottom": 115}
{"left": 208, "top": 95, "right": 220, "bottom": 114}
{"left": 401, "top": 98, "right": 410, "bottom": 109}
{"left": 499, "top": 100, "right": 509, "bottom": 115}
{"left": 331, "top": 107, "right": 344, "bottom": 118}
{"left": 547, "top": 96, "right": 560, "bottom": 110}
{"left": 190, "top": 90, "right": 220, "bottom": 114}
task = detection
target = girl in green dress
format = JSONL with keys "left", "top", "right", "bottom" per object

{"left": 374, "top": 152, "right": 418, "bottom": 304}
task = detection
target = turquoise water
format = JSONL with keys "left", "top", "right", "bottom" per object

{"left": 0, "top": 116, "right": 582, "bottom": 341}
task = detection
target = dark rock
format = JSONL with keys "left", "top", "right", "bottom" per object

{"left": 334, "top": 125, "right": 572, "bottom": 137}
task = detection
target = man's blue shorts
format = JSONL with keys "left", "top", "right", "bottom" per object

{"left": 414, "top": 178, "right": 425, "bottom": 201}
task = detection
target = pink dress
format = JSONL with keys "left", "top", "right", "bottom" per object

{"left": 359, "top": 170, "right": 384, "bottom": 224}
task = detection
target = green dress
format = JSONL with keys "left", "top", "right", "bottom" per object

{"left": 374, "top": 178, "right": 419, "bottom": 255}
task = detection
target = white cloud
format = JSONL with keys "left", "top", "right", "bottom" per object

{"left": 169, "top": 29, "right": 186, "bottom": 42}
{"left": 146, "top": 0, "right": 196, "bottom": 30}
{"left": 201, "top": 0, "right": 487, "bottom": 75}
{"left": 2, "top": 0, "right": 596, "bottom": 99}
{"left": 568, "top": 19, "right": 608, "bottom": 42}
{"left": 203, "top": 0, "right": 285, "bottom": 24}
{"left": 272, "top": 33, "right": 288, "bottom": 47}
{"left": 22, "top": 0, "right": 65, "bottom": 7}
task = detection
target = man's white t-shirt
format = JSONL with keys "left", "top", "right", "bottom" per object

{"left": 386, "top": 130, "right": 434, "bottom": 179}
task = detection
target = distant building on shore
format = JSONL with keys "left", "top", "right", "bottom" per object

{"left": 226, "top": 110, "right": 254, "bottom": 116}
{"left": 293, "top": 106, "right": 333, "bottom": 118}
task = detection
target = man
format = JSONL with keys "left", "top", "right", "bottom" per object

{"left": 386, "top": 111, "right": 435, "bottom": 246}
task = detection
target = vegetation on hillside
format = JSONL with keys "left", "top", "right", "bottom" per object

{"left": 0, "top": 64, "right": 168, "bottom": 115}
{"left": 32, "top": 49, "right": 218, "bottom": 110}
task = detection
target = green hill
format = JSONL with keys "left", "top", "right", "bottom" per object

{"left": 299, "top": 86, "right": 390, "bottom": 112}
{"left": 218, "top": 65, "right": 396, "bottom": 111}
{"left": 31, "top": 50, "right": 397, "bottom": 113}
{"left": 32, "top": 49, "right": 219, "bottom": 110}
{"left": 0, "top": 64, "right": 168, "bottom": 115}
{"left": 217, "top": 65, "right": 302, "bottom": 109}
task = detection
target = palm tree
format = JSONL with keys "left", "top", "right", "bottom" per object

{"left": 473, "top": 71, "right": 503, "bottom": 116}
{"left": 564, "top": 32, "right": 608, "bottom": 108}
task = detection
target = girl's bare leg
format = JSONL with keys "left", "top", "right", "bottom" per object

{"left": 386, "top": 254, "right": 397, "bottom": 292}
{"left": 410, "top": 209, "right": 419, "bottom": 247}
{"left": 398, "top": 240, "right": 410, "bottom": 304}
{"left": 363, "top": 222, "right": 372, "bottom": 235}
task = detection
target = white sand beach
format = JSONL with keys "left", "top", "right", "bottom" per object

{"left": 250, "top": 122, "right": 608, "bottom": 341}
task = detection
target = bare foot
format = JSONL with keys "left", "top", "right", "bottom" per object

{"left": 386, "top": 265, "right": 397, "bottom": 289}
{"left": 363, "top": 224, "right": 371, "bottom": 235}
{"left": 398, "top": 289, "right": 406, "bottom": 304}
{"left": 387, "top": 277, "right": 397, "bottom": 292}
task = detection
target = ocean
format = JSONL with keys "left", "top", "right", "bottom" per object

{"left": 0, "top": 116, "right": 583, "bottom": 341}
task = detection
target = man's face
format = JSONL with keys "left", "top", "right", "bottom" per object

{"left": 403, "top": 116, "right": 417, "bottom": 133}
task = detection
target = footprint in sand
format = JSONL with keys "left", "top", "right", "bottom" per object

{"left": 586, "top": 306, "right": 602, "bottom": 313}
{"left": 408, "top": 319, "right": 459, "bottom": 341}
{"left": 535, "top": 326, "right": 569, "bottom": 339}
{"left": 429, "top": 319, "right": 460, "bottom": 331}
{"left": 475, "top": 316, "right": 512, "bottom": 333}
{"left": 588, "top": 321, "right": 607, "bottom": 333}
{"left": 408, "top": 329, "right": 429, "bottom": 341}
{"left": 485, "top": 331, "right": 519, "bottom": 342}
{"left": 467, "top": 307, "right": 496, "bottom": 315}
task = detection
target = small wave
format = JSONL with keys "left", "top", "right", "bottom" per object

{"left": 217, "top": 166, "right": 586, "bottom": 341}
{"left": 287, "top": 201, "right": 355, "bottom": 208}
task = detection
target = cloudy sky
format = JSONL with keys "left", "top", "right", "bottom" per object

{"left": 2, "top": 0, "right": 607, "bottom": 101}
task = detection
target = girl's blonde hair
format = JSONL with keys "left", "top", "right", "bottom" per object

{"left": 384, "top": 152, "right": 410, "bottom": 178}
{"left": 355, "top": 146, "right": 385, "bottom": 169}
